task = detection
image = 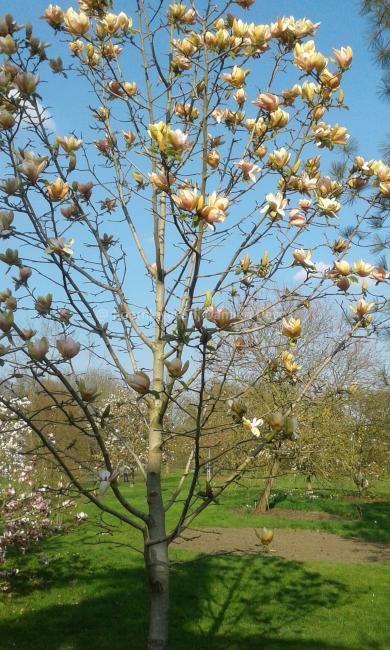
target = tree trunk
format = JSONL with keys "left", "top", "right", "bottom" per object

{"left": 255, "top": 456, "right": 280, "bottom": 514}
{"left": 145, "top": 536, "right": 169, "bottom": 650}
{"left": 306, "top": 475, "right": 313, "bottom": 493}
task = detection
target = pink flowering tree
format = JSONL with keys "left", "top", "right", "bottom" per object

{"left": 0, "top": 398, "right": 77, "bottom": 565}
{"left": 0, "top": 1, "right": 389, "bottom": 646}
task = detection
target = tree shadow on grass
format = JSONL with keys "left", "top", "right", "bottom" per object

{"left": 0, "top": 549, "right": 362, "bottom": 650}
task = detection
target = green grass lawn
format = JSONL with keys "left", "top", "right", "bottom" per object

{"left": 1, "top": 474, "right": 389, "bottom": 650}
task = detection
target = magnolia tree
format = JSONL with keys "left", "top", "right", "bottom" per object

{"left": 0, "top": 1, "right": 389, "bottom": 646}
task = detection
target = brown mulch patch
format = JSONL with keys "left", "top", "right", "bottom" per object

{"left": 172, "top": 527, "right": 390, "bottom": 564}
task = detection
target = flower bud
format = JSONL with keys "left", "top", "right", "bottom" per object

{"left": 27, "top": 337, "right": 49, "bottom": 361}
{"left": 166, "top": 358, "right": 189, "bottom": 378}
{"left": 77, "top": 378, "right": 100, "bottom": 402}
{"left": 56, "top": 338, "right": 80, "bottom": 359}
{"left": 128, "top": 371, "right": 150, "bottom": 395}
{"left": 0, "top": 248, "right": 21, "bottom": 266}
{"left": 20, "top": 328, "right": 36, "bottom": 341}
{"left": 58, "top": 308, "right": 72, "bottom": 323}
{"left": 1, "top": 177, "right": 20, "bottom": 195}
{"left": 0, "top": 309, "right": 13, "bottom": 333}
{"left": 267, "top": 412, "right": 284, "bottom": 431}
{"left": 14, "top": 72, "right": 40, "bottom": 95}
{"left": 35, "top": 293, "right": 52, "bottom": 315}
{"left": 0, "top": 110, "right": 15, "bottom": 130}
{"left": 42, "top": 5, "right": 64, "bottom": 28}
{"left": 0, "top": 35, "right": 17, "bottom": 55}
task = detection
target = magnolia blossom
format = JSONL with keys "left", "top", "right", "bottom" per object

{"left": 147, "top": 171, "right": 173, "bottom": 191}
{"left": 211, "top": 108, "right": 225, "bottom": 123}
{"left": 63, "top": 8, "right": 90, "bottom": 35}
{"left": 201, "top": 192, "right": 229, "bottom": 225}
{"left": 172, "top": 188, "right": 200, "bottom": 211}
{"left": 168, "top": 129, "right": 189, "bottom": 151}
{"left": 350, "top": 299, "right": 374, "bottom": 318}
{"left": 260, "top": 192, "right": 287, "bottom": 220}
{"left": 333, "top": 46, "right": 353, "bottom": 69}
{"left": 237, "top": 159, "right": 261, "bottom": 182}
{"left": 372, "top": 266, "right": 390, "bottom": 282}
{"left": 56, "top": 338, "right": 80, "bottom": 360}
{"left": 233, "top": 88, "right": 247, "bottom": 104}
{"left": 47, "top": 178, "right": 69, "bottom": 201}
{"left": 268, "top": 147, "right": 290, "bottom": 168}
{"left": 221, "top": 65, "right": 249, "bottom": 88}
{"left": 56, "top": 136, "right": 82, "bottom": 153}
{"left": 334, "top": 260, "right": 351, "bottom": 276}
{"left": 205, "top": 306, "right": 236, "bottom": 329}
{"left": 281, "top": 317, "right": 301, "bottom": 340}
{"left": 289, "top": 210, "right": 307, "bottom": 228}
{"left": 252, "top": 92, "right": 279, "bottom": 111}
{"left": 292, "top": 249, "right": 315, "bottom": 269}
{"left": 300, "top": 174, "right": 318, "bottom": 192}
{"left": 42, "top": 4, "right": 64, "bottom": 28}
{"left": 242, "top": 417, "right": 264, "bottom": 437}
{"left": 317, "top": 197, "right": 341, "bottom": 217}
{"left": 353, "top": 260, "right": 374, "bottom": 277}
{"left": 281, "top": 351, "right": 300, "bottom": 373}
{"left": 165, "top": 358, "right": 189, "bottom": 378}
{"left": 234, "top": 0, "right": 256, "bottom": 8}
{"left": 298, "top": 198, "right": 312, "bottom": 211}
{"left": 128, "top": 371, "right": 150, "bottom": 395}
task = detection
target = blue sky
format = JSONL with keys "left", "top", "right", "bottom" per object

{"left": 9, "top": 0, "right": 389, "bottom": 158}
{"left": 3, "top": 1, "right": 389, "bottom": 371}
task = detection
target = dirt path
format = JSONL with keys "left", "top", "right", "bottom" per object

{"left": 172, "top": 527, "right": 390, "bottom": 564}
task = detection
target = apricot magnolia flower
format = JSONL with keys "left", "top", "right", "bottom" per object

{"left": 234, "top": 0, "right": 256, "bottom": 8}
{"left": 281, "top": 317, "right": 301, "bottom": 340}
{"left": 353, "top": 260, "right": 374, "bottom": 277}
{"left": 261, "top": 192, "right": 287, "bottom": 220}
{"left": 242, "top": 417, "right": 264, "bottom": 438}
{"left": 45, "top": 237, "right": 74, "bottom": 257}
{"left": 201, "top": 192, "right": 229, "bottom": 225}
{"left": 289, "top": 210, "right": 307, "bottom": 227}
{"left": 237, "top": 159, "right": 261, "bottom": 182}
{"left": 148, "top": 171, "right": 173, "bottom": 192}
{"left": 292, "top": 249, "right": 315, "bottom": 269}
{"left": 42, "top": 4, "right": 64, "bottom": 28}
{"left": 47, "top": 178, "right": 69, "bottom": 201}
{"left": 211, "top": 108, "right": 225, "bottom": 123}
{"left": 317, "top": 197, "right": 341, "bottom": 217}
{"left": 98, "top": 12, "right": 132, "bottom": 35}
{"left": 56, "top": 338, "right": 80, "bottom": 360}
{"left": 333, "top": 46, "right": 353, "bottom": 69}
{"left": 350, "top": 299, "right": 374, "bottom": 318}
{"left": 172, "top": 188, "right": 201, "bottom": 211}
{"left": 221, "top": 65, "right": 249, "bottom": 88}
{"left": 252, "top": 92, "right": 279, "bottom": 111}
{"left": 205, "top": 306, "right": 236, "bottom": 329}
{"left": 281, "top": 351, "right": 300, "bottom": 373}
{"left": 372, "top": 266, "right": 390, "bottom": 282}
{"left": 64, "top": 8, "right": 90, "bottom": 35}
{"left": 268, "top": 147, "right": 290, "bottom": 169}
{"left": 334, "top": 260, "right": 350, "bottom": 276}
{"left": 168, "top": 129, "right": 189, "bottom": 151}
{"left": 56, "top": 136, "right": 83, "bottom": 153}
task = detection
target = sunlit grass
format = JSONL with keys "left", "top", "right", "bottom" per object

{"left": 1, "top": 474, "right": 389, "bottom": 649}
